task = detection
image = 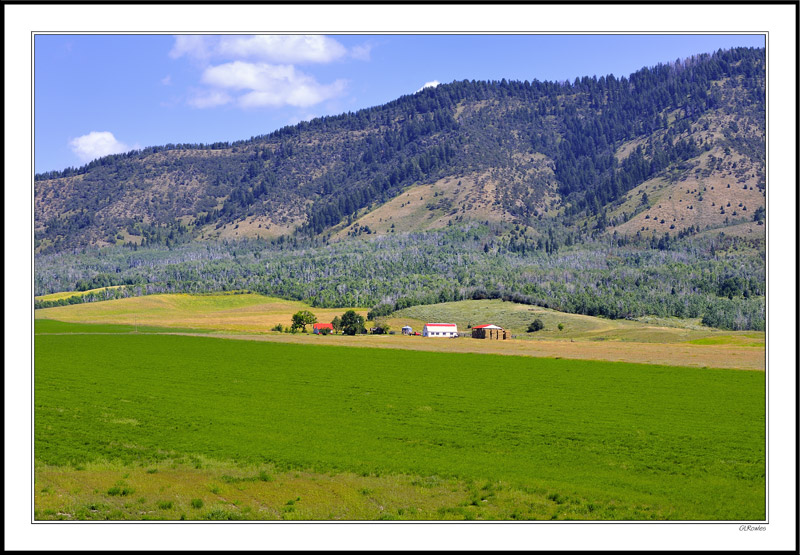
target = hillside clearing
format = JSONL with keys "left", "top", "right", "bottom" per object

{"left": 35, "top": 285, "right": 125, "bottom": 302}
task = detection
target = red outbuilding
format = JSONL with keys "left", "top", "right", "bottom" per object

{"left": 313, "top": 323, "right": 334, "bottom": 334}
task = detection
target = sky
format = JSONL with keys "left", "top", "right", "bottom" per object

{"left": 34, "top": 33, "right": 765, "bottom": 174}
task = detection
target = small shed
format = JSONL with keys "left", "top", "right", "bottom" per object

{"left": 401, "top": 325, "right": 413, "bottom": 335}
{"left": 313, "top": 323, "right": 334, "bottom": 334}
{"left": 471, "top": 324, "right": 507, "bottom": 340}
{"left": 422, "top": 323, "right": 458, "bottom": 338}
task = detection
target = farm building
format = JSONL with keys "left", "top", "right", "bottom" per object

{"left": 471, "top": 324, "right": 507, "bottom": 340}
{"left": 401, "top": 325, "right": 413, "bottom": 335}
{"left": 312, "top": 323, "right": 334, "bottom": 334}
{"left": 422, "top": 323, "right": 458, "bottom": 338}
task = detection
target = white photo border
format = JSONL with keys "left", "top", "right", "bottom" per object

{"left": 6, "top": 3, "right": 796, "bottom": 551}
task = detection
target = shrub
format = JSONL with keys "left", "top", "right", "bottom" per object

{"left": 107, "top": 485, "right": 134, "bottom": 496}
{"left": 527, "top": 319, "right": 544, "bottom": 333}
{"left": 204, "top": 507, "right": 242, "bottom": 520}
{"left": 191, "top": 499, "right": 204, "bottom": 509}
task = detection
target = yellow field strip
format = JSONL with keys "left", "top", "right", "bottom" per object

{"left": 35, "top": 285, "right": 125, "bottom": 302}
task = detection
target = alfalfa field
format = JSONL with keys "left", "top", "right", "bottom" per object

{"left": 34, "top": 320, "right": 765, "bottom": 521}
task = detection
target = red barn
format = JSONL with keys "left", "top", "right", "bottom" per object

{"left": 313, "top": 323, "right": 334, "bottom": 334}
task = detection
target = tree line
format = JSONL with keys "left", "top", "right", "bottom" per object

{"left": 35, "top": 223, "right": 765, "bottom": 331}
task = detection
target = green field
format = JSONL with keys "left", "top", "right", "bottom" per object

{"left": 34, "top": 318, "right": 210, "bottom": 335}
{"left": 34, "top": 327, "right": 765, "bottom": 521}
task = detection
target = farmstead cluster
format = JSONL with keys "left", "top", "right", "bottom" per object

{"left": 288, "top": 309, "right": 511, "bottom": 340}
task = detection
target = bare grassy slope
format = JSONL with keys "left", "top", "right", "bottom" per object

{"left": 610, "top": 72, "right": 765, "bottom": 239}
{"left": 335, "top": 153, "right": 560, "bottom": 240}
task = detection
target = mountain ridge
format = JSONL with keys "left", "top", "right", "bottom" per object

{"left": 34, "top": 47, "right": 765, "bottom": 253}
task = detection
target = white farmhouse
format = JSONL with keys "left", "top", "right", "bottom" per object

{"left": 422, "top": 323, "right": 458, "bottom": 337}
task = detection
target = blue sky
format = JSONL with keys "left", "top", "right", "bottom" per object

{"left": 34, "top": 34, "right": 764, "bottom": 173}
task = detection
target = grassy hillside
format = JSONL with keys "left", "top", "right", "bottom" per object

{"left": 609, "top": 150, "right": 764, "bottom": 239}
{"left": 35, "top": 333, "right": 765, "bottom": 520}
{"left": 388, "top": 299, "right": 764, "bottom": 343}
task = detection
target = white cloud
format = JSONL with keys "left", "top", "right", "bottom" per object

{"left": 200, "top": 61, "right": 347, "bottom": 108}
{"left": 217, "top": 35, "right": 347, "bottom": 64}
{"left": 169, "top": 35, "right": 355, "bottom": 64}
{"left": 187, "top": 89, "right": 233, "bottom": 109}
{"left": 161, "top": 74, "right": 172, "bottom": 86}
{"left": 169, "top": 35, "right": 363, "bottom": 111}
{"left": 169, "top": 35, "right": 212, "bottom": 60}
{"left": 350, "top": 43, "right": 373, "bottom": 61}
{"left": 69, "top": 131, "right": 130, "bottom": 162}
{"left": 416, "top": 80, "right": 441, "bottom": 93}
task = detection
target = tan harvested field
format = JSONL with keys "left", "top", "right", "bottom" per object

{"left": 34, "top": 293, "right": 368, "bottom": 333}
{"left": 192, "top": 332, "right": 764, "bottom": 371}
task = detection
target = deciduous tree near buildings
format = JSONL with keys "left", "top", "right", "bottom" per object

{"left": 291, "top": 310, "right": 317, "bottom": 332}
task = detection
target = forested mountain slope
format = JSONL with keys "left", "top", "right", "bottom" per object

{"left": 35, "top": 47, "right": 765, "bottom": 253}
